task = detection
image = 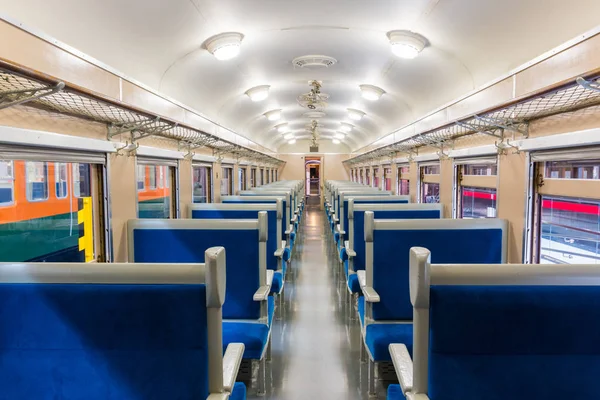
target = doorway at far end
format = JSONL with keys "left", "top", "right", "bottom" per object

{"left": 305, "top": 157, "right": 321, "bottom": 200}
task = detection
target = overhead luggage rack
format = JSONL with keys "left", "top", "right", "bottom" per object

{"left": 0, "top": 60, "right": 284, "bottom": 167}
{"left": 345, "top": 75, "right": 600, "bottom": 166}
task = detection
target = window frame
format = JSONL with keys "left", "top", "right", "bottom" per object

{"left": 25, "top": 161, "right": 49, "bottom": 202}
{"left": 454, "top": 157, "right": 498, "bottom": 219}
{"left": 55, "top": 162, "right": 69, "bottom": 199}
{"left": 0, "top": 160, "right": 15, "bottom": 206}
{"left": 397, "top": 164, "right": 410, "bottom": 196}
{"left": 418, "top": 162, "right": 440, "bottom": 204}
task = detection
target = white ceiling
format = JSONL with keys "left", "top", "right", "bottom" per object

{"left": 2, "top": 0, "right": 600, "bottom": 152}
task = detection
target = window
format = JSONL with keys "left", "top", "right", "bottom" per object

{"left": 366, "top": 169, "right": 371, "bottom": 186}
{"left": 251, "top": 168, "right": 256, "bottom": 188}
{"left": 137, "top": 165, "right": 145, "bottom": 191}
{"left": 260, "top": 169, "right": 264, "bottom": 186}
{"left": 419, "top": 163, "right": 440, "bottom": 204}
{"left": 359, "top": 169, "right": 364, "bottom": 184}
{"left": 73, "top": 163, "right": 91, "bottom": 198}
{"left": 138, "top": 163, "right": 173, "bottom": 219}
{"left": 26, "top": 161, "right": 48, "bottom": 201}
{"left": 422, "top": 183, "right": 440, "bottom": 203}
{"left": 461, "top": 187, "right": 497, "bottom": 218}
{"left": 456, "top": 160, "right": 498, "bottom": 219}
{"left": 55, "top": 163, "right": 68, "bottom": 199}
{"left": 221, "top": 167, "right": 233, "bottom": 196}
{"left": 0, "top": 161, "right": 14, "bottom": 205}
{"left": 275, "top": 170, "right": 278, "bottom": 181}
{"left": 373, "top": 168, "right": 379, "bottom": 189}
{"left": 384, "top": 167, "right": 392, "bottom": 191}
{"left": 398, "top": 166, "right": 410, "bottom": 196}
{"left": 464, "top": 163, "right": 498, "bottom": 176}
{"left": 423, "top": 165, "right": 440, "bottom": 175}
{"left": 529, "top": 156, "right": 600, "bottom": 264}
{"left": 2, "top": 158, "right": 102, "bottom": 263}
{"left": 193, "top": 165, "right": 212, "bottom": 203}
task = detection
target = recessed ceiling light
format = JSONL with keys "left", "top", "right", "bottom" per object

{"left": 245, "top": 85, "right": 270, "bottom": 102}
{"left": 264, "top": 109, "right": 282, "bottom": 121}
{"left": 334, "top": 133, "right": 345, "bottom": 140}
{"left": 387, "top": 30, "right": 427, "bottom": 59}
{"left": 340, "top": 122, "right": 354, "bottom": 132}
{"left": 359, "top": 85, "right": 385, "bottom": 101}
{"left": 204, "top": 32, "right": 244, "bottom": 61}
{"left": 332, "top": 139, "right": 341, "bottom": 144}
{"left": 348, "top": 108, "right": 365, "bottom": 121}
{"left": 284, "top": 133, "right": 294, "bottom": 140}
{"left": 275, "top": 123, "right": 289, "bottom": 133}
{"left": 288, "top": 139, "right": 297, "bottom": 145}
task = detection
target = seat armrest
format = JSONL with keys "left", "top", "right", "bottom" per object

{"left": 357, "top": 270, "right": 366, "bottom": 288}
{"left": 291, "top": 215, "right": 298, "bottom": 223}
{"left": 406, "top": 394, "right": 430, "bottom": 400}
{"left": 363, "top": 286, "right": 380, "bottom": 303}
{"left": 266, "top": 270, "right": 274, "bottom": 287}
{"left": 285, "top": 225, "right": 293, "bottom": 235}
{"left": 389, "top": 344, "right": 413, "bottom": 394}
{"left": 274, "top": 248, "right": 284, "bottom": 258}
{"left": 344, "top": 241, "right": 356, "bottom": 258}
{"left": 223, "top": 343, "right": 245, "bottom": 392}
{"left": 333, "top": 216, "right": 339, "bottom": 223}
{"left": 206, "top": 394, "right": 229, "bottom": 400}
{"left": 253, "top": 285, "right": 270, "bottom": 301}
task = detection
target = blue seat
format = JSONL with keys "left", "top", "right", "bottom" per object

{"left": 387, "top": 384, "right": 405, "bottom": 400}
{"left": 230, "top": 382, "right": 247, "bottom": 400}
{"left": 365, "top": 323, "right": 413, "bottom": 361}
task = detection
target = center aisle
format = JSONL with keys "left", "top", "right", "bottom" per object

{"left": 249, "top": 204, "right": 369, "bottom": 400}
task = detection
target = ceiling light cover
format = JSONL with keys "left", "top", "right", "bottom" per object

{"left": 205, "top": 32, "right": 244, "bottom": 61}
{"left": 348, "top": 108, "right": 365, "bottom": 121}
{"left": 340, "top": 122, "right": 353, "bottom": 132}
{"left": 284, "top": 133, "right": 294, "bottom": 140}
{"left": 288, "top": 139, "right": 297, "bottom": 145}
{"left": 245, "top": 85, "right": 270, "bottom": 102}
{"left": 387, "top": 30, "right": 427, "bottom": 59}
{"left": 360, "top": 85, "right": 386, "bottom": 101}
{"left": 264, "top": 109, "right": 282, "bottom": 121}
{"left": 276, "top": 123, "right": 289, "bottom": 133}
{"left": 332, "top": 139, "right": 341, "bottom": 144}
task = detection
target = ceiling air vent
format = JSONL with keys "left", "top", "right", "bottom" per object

{"left": 293, "top": 55, "right": 337, "bottom": 68}
{"left": 310, "top": 145, "right": 319, "bottom": 153}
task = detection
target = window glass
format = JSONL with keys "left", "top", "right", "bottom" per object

{"left": 373, "top": 168, "right": 379, "bottom": 188}
{"left": 158, "top": 166, "right": 164, "bottom": 189}
{"left": 55, "top": 163, "right": 68, "bottom": 199}
{"left": 421, "top": 182, "right": 440, "bottom": 203}
{"left": 540, "top": 195, "right": 599, "bottom": 264}
{"left": 2, "top": 160, "right": 96, "bottom": 262}
{"left": 250, "top": 168, "right": 256, "bottom": 187}
{"left": 239, "top": 168, "right": 246, "bottom": 191}
{"left": 0, "top": 161, "right": 14, "bottom": 205}
{"left": 399, "top": 179, "right": 410, "bottom": 196}
{"left": 384, "top": 167, "right": 392, "bottom": 191}
{"left": 221, "top": 167, "right": 233, "bottom": 196}
{"left": 461, "top": 187, "right": 497, "bottom": 218}
{"left": 359, "top": 170, "right": 364, "bottom": 184}
{"left": 26, "top": 161, "right": 48, "bottom": 201}
{"left": 463, "top": 163, "right": 498, "bottom": 176}
{"left": 260, "top": 169, "right": 264, "bottom": 186}
{"left": 149, "top": 166, "right": 157, "bottom": 189}
{"left": 193, "top": 166, "right": 211, "bottom": 203}
{"left": 366, "top": 170, "right": 371, "bottom": 185}
{"left": 137, "top": 165, "right": 145, "bottom": 191}
{"left": 423, "top": 165, "right": 440, "bottom": 175}
{"left": 544, "top": 160, "right": 600, "bottom": 180}
{"left": 138, "top": 164, "right": 171, "bottom": 219}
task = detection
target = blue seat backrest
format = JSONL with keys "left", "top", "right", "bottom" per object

{"left": 428, "top": 285, "right": 600, "bottom": 400}
{"left": 353, "top": 209, "right": 440, "bottom": 272}
{"left": 373, "top": 227, "right": 502, "bottom": 321}
{"left": 191, "top": 209, "right": 278, "bottom": 271}
{"left": 223, "top": 198, "right": 287, "bottom": 236}
{"left": 343, "top": 198, "right": 408, "bottom": 232}
{"left": 0, "top": 283, "right": 209, "bottom": 399}
{"left": 131, "top": 228, "right": 259, "bottom": 320}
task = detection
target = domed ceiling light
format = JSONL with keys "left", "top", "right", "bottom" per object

{"left": 204, "top": 32, "right": 244, "bottom": 61}
{"left": 264, "top": 109, "right": 282, "bottom": 121}
{"left": 334, "top": 133, "right": 345, "bottom": 140}
{"left": 284, "top": 133, "right": 295, "bottom": 140}
{"left": 332, "top": 139, "right": 341, "bottom": 144}
{"left": 387, "top": 30, "right": 427, "bottom": 59}
{"left": 340, "top": 122, "right": 354, "bottom": 132}
{"left": 245, "top": 85, "right": 270, "bottom": 102}
{"left": 360, "top": 85, "right": 385, "bottom": 101}
{"left": 347, "top": 108, "right": 365, "bottom": 121}
{"left": 275, "top": 123, "right": 289, "bottom": 133}
{"left": 288, "top": 139, "right": 297, "bottom": 145}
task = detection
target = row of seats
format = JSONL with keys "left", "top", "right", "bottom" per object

{"left": 0, "top": 180, "right": 304, "bottom": 399}
{"left": 324, "top": 180, "right": 600, "bottom": 400}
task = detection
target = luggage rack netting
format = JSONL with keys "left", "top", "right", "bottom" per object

{"left": 0, "top": 67, "right": 284, "bottom": 167}
{"left": 345, "top": 76, "right": 600, "bottom": 166}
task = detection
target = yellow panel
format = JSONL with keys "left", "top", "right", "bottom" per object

{"left": 538, "top": 179, "right": 600, "bottom": 199}
{"left": 461, "top": 175, "right": 497, "bottom": 189}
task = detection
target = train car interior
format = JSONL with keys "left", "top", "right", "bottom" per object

{"left": 1, "top": 1, "right": 600, "bottom": 399}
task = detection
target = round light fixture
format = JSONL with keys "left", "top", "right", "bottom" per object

{"left": 334, "top": 133, "right": 345, "bottom": 140}
{"left": 204, "top": 32, "right": 244, "bottom": 61}
{"left": 264, "top": 109, "right": 282, "bottom": 121}
{"left": 332, "top": 139, "right": 341, "bottom": 144}
{"left": 245, "top": 85, "right": 270, "bottom": 102}
{"left": 360, "top": 85, "right": 386, "bottom": 101}
{"left": 387, "top": 30, "right": 427, "bottom": 59}
{"left": 276, "top": 123, "right": 289, "bottom": 133}
{"left": 288, "top": 139, "right": 297, "bottom": 145}
{"left": 284, "top": 133, "right": 295, "bottom": 140}
{"left": 348, "top": 108, "right": 365, "bottom": 121}
{"left": 340, "top": 122, "right": 354, "bottom": 132}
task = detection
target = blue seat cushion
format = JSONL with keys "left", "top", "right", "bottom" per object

{"left": 365, "top": 323, "right": 413, "bottom": 362}
{"left": 268, "top": 296, "right": 275, "bottom": 327}
{"left": 223, "top": 321, "right": 269, "bottom": 360}
{"left": 270, "top": 272, "right": 283, "bottom": 295}
{"left": 282, "top": 247, "right": 291, "bottom": 262}
{"left": 348, "top": 273, "right": 361, "bottom": 294}
{"left": 358, "top": 296, "right": 365, "bottom": 327}
{"left": 334, "top": 232, "right": 340, "bottom": 244}
{"left": 230, "top": 382, "right": 246, "bottom": 400}
{"left": 387, "top": 384, "right": 405, "bottom": 400}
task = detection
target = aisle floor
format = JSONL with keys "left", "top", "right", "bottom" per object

{"left": 247, "top": 205, "right": 383, "bottom": 400}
